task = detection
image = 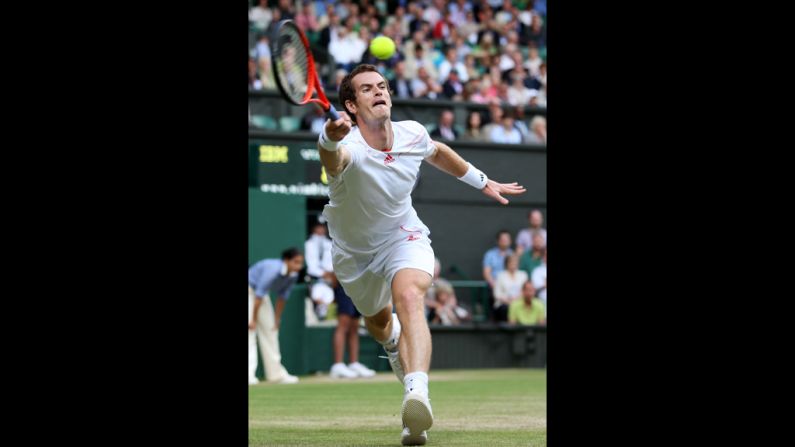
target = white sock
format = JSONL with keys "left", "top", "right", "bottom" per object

{"left": 404, "top": 371, "right": 429, "bottom": 397}
{"left": 381, "top": 314, "right": 401, "bottom": 352}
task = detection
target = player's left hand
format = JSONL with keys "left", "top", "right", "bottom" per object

{"left": 482, "top": 180, "right": 526, "bottom": 205}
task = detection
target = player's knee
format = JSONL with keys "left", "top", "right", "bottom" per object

{"left": 396, "top": 287, "right": 425, "bottom": 311}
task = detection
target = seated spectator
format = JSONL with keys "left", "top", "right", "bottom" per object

{"left": 438, "top": 47, "right": 469, "bottom": 84}
{"left": 442, "top": 69, "right": 465, "bottom": 100}
{"left": 489, "top": 109, "right": 523, "bottom": 144}
{"left": 493, "top": 254, "right": 528, "bottom": 322}
{"left": 411, "top": 66, "right": 443, "bottom": 100}
{"left": 509, "top": 281, "right": 546, "bottom": 325}
{"left": 525, "top": 115, "right": 547, "bottom": 145}
{"left": 519, "top": 233, "right": 545, "bottom": 277}
{"left": 431, "top": 281, "right": 471, "bottom": 326}
{"left": 430, "top": 109, "right": 458, "bottom": 141}
{"left": 294, "top": 1, "right": 320, "bottom": 33}
{"left": 461, "top": 111, "right": 486, "bottom": 142}
{"left": 249, "top": 0, "right": 273, "bottom": 31}
{"left": 249, "top": 57, "right": 262, "bottom": 90}
{"left": 516, "top": 209, "right": 548, "bottom": 254}
{"left": 388, "top": 61, "right": 414, "bottom": 99}
{"left": 531, "top": 250, "right": 547, "bottom": 313}
{"left": 483, "top": 229, "right": 514, "bottom": 314}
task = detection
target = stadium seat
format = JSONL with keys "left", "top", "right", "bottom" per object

{"left": 279, "top": 116, "right": 301, "bottom": 132}
{"left": 251, "top": 115, "right": 278, "bottom": 130}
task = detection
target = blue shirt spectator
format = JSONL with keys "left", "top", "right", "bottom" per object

{"left": 482, "top": 230, "right": 514, "bottom": 289}
{"left": 249, "top": 258, "right": 300, "bottom": 300}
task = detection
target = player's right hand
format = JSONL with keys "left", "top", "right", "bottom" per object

{"left": 325, "top": 111, "right": 353, "bottom": 142}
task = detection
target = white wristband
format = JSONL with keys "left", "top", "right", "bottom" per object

{"left": 318, "top": 128, "right": 340, "bottom": 152}
{"left": 458, "top": 162, "right": 488, "bottom": 189}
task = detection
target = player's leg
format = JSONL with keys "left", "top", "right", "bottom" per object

{"left": 391, "top": 268, "right": 433, "bottom": 375}
{"left": 392, "top": 268, "right": 434, "bottom": 445}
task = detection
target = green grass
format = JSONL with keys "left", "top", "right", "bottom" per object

{"left": 249, "top": 368, "right": 546, "bottom": 446}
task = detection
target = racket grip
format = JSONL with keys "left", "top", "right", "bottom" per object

{"left": 326, "top": 104, "right": 340, "bottom": 121}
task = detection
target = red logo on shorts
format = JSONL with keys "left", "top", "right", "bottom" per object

{"left": 407, "top": 233, "right": 421, "bottom": 241}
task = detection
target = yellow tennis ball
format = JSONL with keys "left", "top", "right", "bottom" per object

{"left": 370, "top": 36, "right": 396, "bottom": 60}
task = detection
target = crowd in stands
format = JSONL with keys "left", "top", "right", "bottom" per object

{"left": 249, "top": 0, "right": 547, "bottom": 145}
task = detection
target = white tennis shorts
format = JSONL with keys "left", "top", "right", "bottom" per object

{"left": 331, "top": 224, "right": 435, "bottom": 317}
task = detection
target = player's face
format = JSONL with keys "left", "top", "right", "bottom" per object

{"left": 351, "top": 71, "right": 392, "bottom": 124}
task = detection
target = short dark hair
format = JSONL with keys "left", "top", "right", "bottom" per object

{"left": 338, "top": 64, "right": 388, "bottom": 125}
{"left": 281, "top": 247, "right": 303, "bottom": 260}
{"left": 496, "top": 229, "right": 511, "bottom": 240}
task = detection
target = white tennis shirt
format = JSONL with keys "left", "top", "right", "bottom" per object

{"left": 322, "top": 120, "right": 437, "bottom": 254}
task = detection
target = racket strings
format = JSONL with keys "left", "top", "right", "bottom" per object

{"left": 274, "top": 25, "right": 310, "bottom": 104}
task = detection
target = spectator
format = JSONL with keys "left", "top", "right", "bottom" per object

{"left": 512, "top": 105, "right": 531, "bottom": 141}
{"left": 411, "top": 66, "right": 443, "bottom": 100}
{"left": 463, "top": 54, "right": 481, "bottom": 82}
{"left": 248, "top": 249, "right": 304, "bottom": 385}
{"left": 329, "top": 26, "right": 366, "bottom": 72}
{"left": 254, "top": 34, "right": 271, "bottom": 64}
{"left": 524, "top": 46, "right": 543, "bottom": 77}
{"left": 526, "top": 116, "right": 547, "bottom": 145}
{"left": 461, "top": 111, "right": 486, "bottom": 142}
{"left": 305, "top": 222, "right": 335, "bottom": 319}
{"left": 277, "top": 0, "right": 296, "bottom": 21}
{"left": 531, "top": 250, "right": 547, "bottom": 312}
{"left": 431, "top": 281, "right": 471, "bottom": 326}
{"left": 448, "top": 0, "right": 472, "bottom": 28}
{"left": 318, "top": 12, "right": 341, "bottom": 49}
{"left": 294, "top": 1, "right": 320, "bottom": 33}
{"left": 493, "top": 254, "right": 528, "bottom": 321}
{"left": 430, "top": 109, "right": 458, "bottom": 141}
{"left": 249, "top": 0, "right": 272, "bottom": 31}
{"left": 426, "top": 258, "right": 453, "bottom": 307}
{"left": 404, "top": 41, "right": 438, "bottom": 80}
{"left": 483, "top": 229, "right": 514, "bottom": 295}
{"left": 438, "top": 47, "right": 469, "bottom": 83}
{"left": 489, "top": 109, "right": 523, "bottom": 144}
{"left": 441, "top": 69, "right": 465, "bottom": 100}
{"left": 526, "top": 14, "right": 546, "bottom": 49}
{"left": 249, "top": 57, "right": 262, "bottom": 90}
{"left": 481, "top": 100, "right": 504, "bottom": 135}
{"left": 519, "top": 233, "right": 546, "bottom": 277}
{"left": 388, "top": 61, "right": 414, "bottom": 99}
{"left": 516, "top": 209, "right": 548, "bottom": 254}
{"left": 508, "top": 281, "right": 546, "bottom": 325}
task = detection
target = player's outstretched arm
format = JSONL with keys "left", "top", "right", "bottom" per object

{"left": 427, "top": 140, "right": 527, "bottom": 205}
{"left": 318, "top": 111, "right": 353, "bottom": 176}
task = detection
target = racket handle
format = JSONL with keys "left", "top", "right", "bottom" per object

{"left": 326, "top": 104, "right": 340, "bottom": 121}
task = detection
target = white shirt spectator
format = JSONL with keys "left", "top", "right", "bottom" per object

{"left": 438, "top": 60, "right": 469, "bottom": 83}
{"left": 531, "top": 263, "right": 547, "bottom": 306}
{"left": 494, "top": 270, "right": 529, "bottom": 307}
{"left": 490, "top": 125, "right": 523, "bottom": 144}
{"left": 305, "top": 233, "right": 333, "bottom": 278}
{"left": 329, "top": 33, "right": 366, "bottom": 65}
{"left": 249, "top": 5, "right": 273, "bottom": 30}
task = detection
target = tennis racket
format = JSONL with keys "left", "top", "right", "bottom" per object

{"left": 270, "top": 20, "right": 340, "bottom": 121}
